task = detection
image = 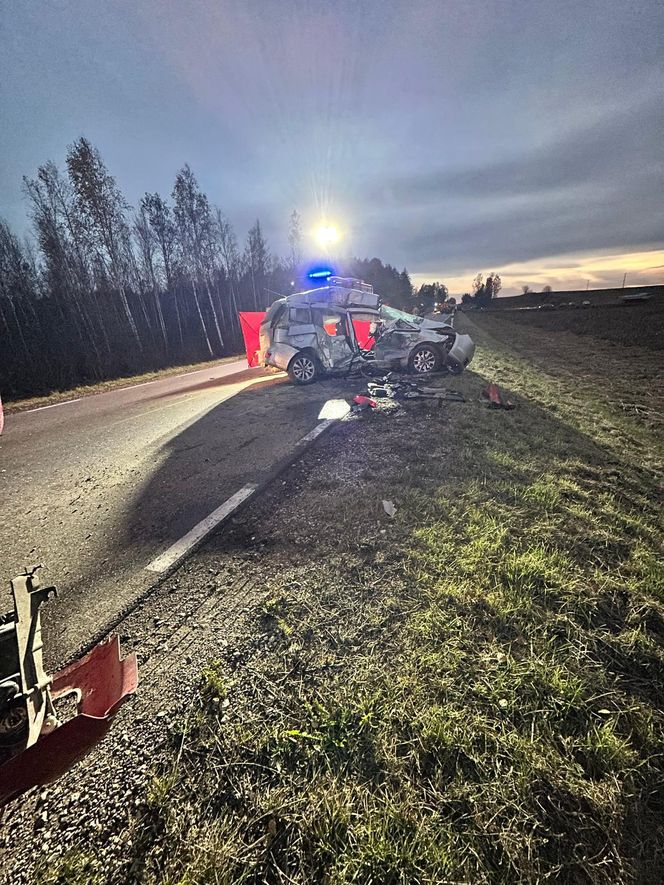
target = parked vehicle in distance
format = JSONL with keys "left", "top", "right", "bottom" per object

{"left": 259, "top": 277, "right": 475, "bottom": 384}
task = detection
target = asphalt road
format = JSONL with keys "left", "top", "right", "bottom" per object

{"left": 0, "top": 360, "right": 351, "bottom": 665}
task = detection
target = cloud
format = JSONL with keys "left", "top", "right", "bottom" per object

{"left": 363, "top": 94, "right": 664, "bottom": 274}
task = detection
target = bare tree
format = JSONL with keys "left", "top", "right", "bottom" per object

{"left": 0, "top": 221, "right": 34, "bottom": 363}
{"left": 66, "top": 137, "right": 142, "bottom": 350}
{"left": 172, "top": 164, "right": 223, "bottom": 355}
{"left": 134, "top": 206, "right": 168, "bottom": 351}
{"left": 288, "top": 209, "right": 302, "bottom": 273}
{"left": 23, "top": 163, "right": 107, "bottom": 373}
{"left": 141, "top": 193, "right": 182, "bottom": 349}
{"left": 244, "top": 219, "right": 270, "bottom": 309}
{"left": 215, "top": 209, "right": 242, "bottom": 336}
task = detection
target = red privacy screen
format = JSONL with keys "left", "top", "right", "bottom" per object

{"left": 239, "top": 312, "right": 265, "bottom": 367}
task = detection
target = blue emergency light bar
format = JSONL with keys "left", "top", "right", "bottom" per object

{"left": 307, "top": 268, "right": 333, "bottom": 280}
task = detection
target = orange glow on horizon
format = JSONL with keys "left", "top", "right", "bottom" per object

{"left": 411, "top": 248, "right": 664, "bottom": 296}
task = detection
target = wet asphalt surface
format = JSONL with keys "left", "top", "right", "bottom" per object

{"left": 0, "top": 361, "right": 355, "bottom": 666}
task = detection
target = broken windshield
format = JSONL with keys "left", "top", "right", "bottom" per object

{"left": 380, "top": 305, "right": 423, "bottom": 327}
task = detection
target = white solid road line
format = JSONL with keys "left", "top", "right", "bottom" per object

{"left": 19, "top": 359, "right": 249, "bottom": 415}
{"left": 298, "top": 418, "right": 336, "bottom": 445}
{"left": 111, "top": 359, "right": 247, "bottom": 394}
{"left": 24, "top": 398, "right": 82, "bottom": 413}
{"left": 146, "top": 483, "right": 258, "bottom": 574}
{"left": 145, "top": 417, "right": 339, "bottom": 576}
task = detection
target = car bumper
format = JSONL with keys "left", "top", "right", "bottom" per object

{"left": 446, "top": 333, "right": 475, "bottom": 370}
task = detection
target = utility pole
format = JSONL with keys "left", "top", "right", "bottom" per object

{"left": 622, "top": 272, "right": 627, "bottom": 289}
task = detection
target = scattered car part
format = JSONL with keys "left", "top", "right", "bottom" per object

{"left": 366, "top": 378, "right": 465, "bottom": 403}
{"left": 352, "top": 395, "right": 377, "bottom": 412}
{"left": 481, "top": 383, "right": 515, "bottom": 410}
{"left": 0, "top": 567, "right": 138, "bottom": 809}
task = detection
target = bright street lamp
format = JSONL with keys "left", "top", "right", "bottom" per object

{"left": 314, "top": 222, "right": 340, "bottom": 249}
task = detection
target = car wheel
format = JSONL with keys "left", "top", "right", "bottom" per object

{"left": 409, "top": 344, "right": 441, "bottom": 375}
{"left": 288, "top": 352, "right": 318, "bottom": 385}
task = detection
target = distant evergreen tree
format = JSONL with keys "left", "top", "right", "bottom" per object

{"left": 343, "top": 257, "right": 413, "bottom": 309}
{"left": 416, "top": 281, "right": 448, "bottom": 313}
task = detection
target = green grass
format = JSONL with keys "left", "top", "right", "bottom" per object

{"left": 42, "top": 317, "right": 664, "bottom": 883}
{"left": 35, "top": 851, "right": 105, "bottom": 885}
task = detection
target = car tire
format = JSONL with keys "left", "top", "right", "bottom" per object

{"left": 288, "top": 352, "right": 319, "bottom": 385}
{"left": 409, "top": 344, "right": 441, "bottom": 375}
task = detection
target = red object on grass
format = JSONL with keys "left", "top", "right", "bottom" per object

{"left": 239, "top": 312, "right": 266, "bottom": 367}
{"left": 482, "top": 383, "right": 515, "bottom": 410}
{"left": 0, "top": 636, "right": 137, "bottom": 808}
{"left": 353, "top": 395, "right": 377, "bottom": 409}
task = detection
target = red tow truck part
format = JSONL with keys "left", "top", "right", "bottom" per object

{"left": 0, "top": 569, "right": 138, "bottom": 809}
{"left": 0, "top": 636, "right": 137, "bottom": 807}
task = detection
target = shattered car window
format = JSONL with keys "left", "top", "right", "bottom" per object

{"left": 312, "top": 308, "right": 345, "bottom": 337}
{"left": 269, "top": 303, "right": 286, "bottom": 327}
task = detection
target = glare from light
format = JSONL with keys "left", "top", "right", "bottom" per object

{"left": 314, "top": 223, "right": 340, "bottom": 248}
{"left": 318, "top": 399, "right": 350, "bottom": 420}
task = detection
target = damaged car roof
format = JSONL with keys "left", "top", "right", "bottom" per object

{"left": 283, "top": 277, "right": 381, "bottom": 311}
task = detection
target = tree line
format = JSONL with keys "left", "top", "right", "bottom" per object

{"left": 0, "top": 137, "right": 414, "bottom": 399}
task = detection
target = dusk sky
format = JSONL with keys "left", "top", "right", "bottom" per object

{"left": 1, "top": 0, "right": 663, "bottom": 294}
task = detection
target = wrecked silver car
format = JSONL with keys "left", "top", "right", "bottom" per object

{"left": 259, "top": 277, "right": 475, "bottom": 384}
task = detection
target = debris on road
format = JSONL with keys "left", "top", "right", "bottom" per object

{"left": 352, "top": 395, "right": 377, "bottom": 412}
{"left": 366, "top": 376, "right": 466, "bottom": 403}
{"left": 481, "top": 383, "right": 515, "bottom": 410}
{"left": 0, "top": 567, "right": 137, "bottom": 809}
{"left": 317, "top": 398, "right": 351, "bottom": 420}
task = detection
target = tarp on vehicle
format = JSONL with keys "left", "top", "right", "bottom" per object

{"left": 239, "top": 312, "right": 265, "bottom": 367}
{"left": 353, "top": 320, "right": 374, "bottom": 350}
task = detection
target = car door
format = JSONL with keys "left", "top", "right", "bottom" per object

{"left": 373, "top": 317, "right": 421, "bottom": 364}
{"left": 277, "top": 306, "right": 317, "bottom": 350}
{"left": 311, "top": 308, "right": 355, "bottom": 370}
